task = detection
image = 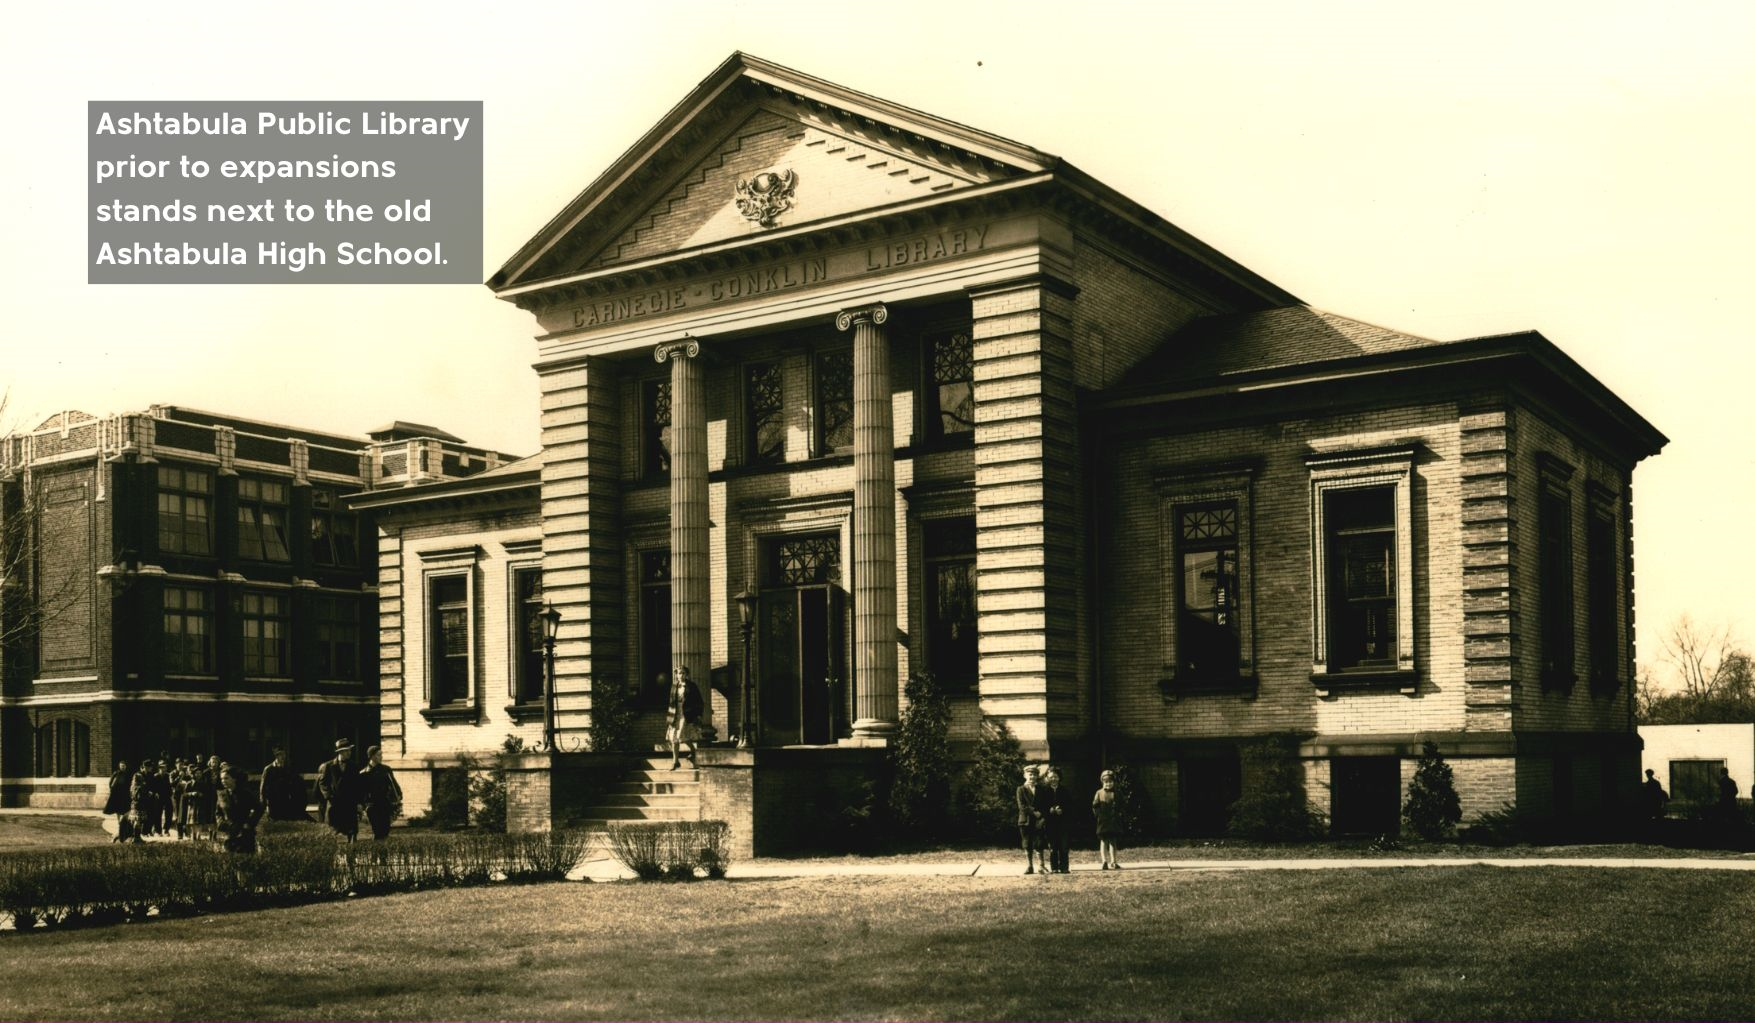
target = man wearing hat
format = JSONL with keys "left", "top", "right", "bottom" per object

{"left": 317, "top": 738, "right": 362, "bottom": 841}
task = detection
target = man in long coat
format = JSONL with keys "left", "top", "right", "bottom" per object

{"left": 317, "top": 739, "right": 361, "bottom": 841}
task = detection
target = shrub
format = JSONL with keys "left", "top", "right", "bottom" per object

{"left": 888, "top": 671, "right": 955, "bottom": 840}
{"left": 0, "top": 827, "right": 594, "bottom": 932}
{"left": 589, "top": 675, "right": 639, "bottom": 754}
{"left": 1227, "top": 733, "right": 1326, "bottom": 842}
{"left": 605, "top": 821, "right": 667, "bottom": 880}
{"left": 468, "top": 737, "right": 527, "bottom": 834}
{"left": 1462, "top": 801, "right": 1534, "bottom": 846}
{"left": 959, "top": 718, "right": 1027, "bottom": 842}
{"left": 604, "top": 820, "right": 733, "bottom": 881}
{"left": 421, "top": 759, "right": 472, "bottom": 829}
{"left": 1403, "top": 740, "right": 1463, "bottom": 840}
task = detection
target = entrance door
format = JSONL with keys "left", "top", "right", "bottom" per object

{"left": 756, "top": 533, "right": 849, "bottom": 745}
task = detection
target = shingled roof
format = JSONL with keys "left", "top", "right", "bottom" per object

{"left": 1125, "top": 306, "right": 1450, "bottom": 388}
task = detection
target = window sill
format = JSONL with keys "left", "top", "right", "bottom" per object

{"left": 505, "top": 702, "right": 546, "bottom": 723}
{"left": 1311, "top": 670, "right": 1418, "bottom": 696}
{"left": 1159, "top": 675, "right": 1258, "bottom": 700}
{"left": 420, "top": 705, "right": 479, "bottom": 725}
{"left": 1541, "top": 669, "right": 1578, "bottom": 695}
{"left": 1588, "top": 673, "right": 1622, "bottom": 697}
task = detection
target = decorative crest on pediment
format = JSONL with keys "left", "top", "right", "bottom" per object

{"left": 734, "top": 168, "right": 796, "bottom": 228}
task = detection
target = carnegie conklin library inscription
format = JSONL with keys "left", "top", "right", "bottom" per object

{"left": 570, "top": 223, "right": 991, "bottom": 329}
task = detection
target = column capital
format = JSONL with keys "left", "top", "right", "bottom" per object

{"left": 653, "top": 336, "right": 701, "bottom": 364}
{"left": 835, "top": 303, "right": 889, "bottom": 332}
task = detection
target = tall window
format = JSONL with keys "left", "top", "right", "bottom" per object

{"left": 642, "top": 378, "right": 672, "bottom": 478}
{"left": 815, "top": 349, "right": 854, "bottom": 455}
{"left": 430, "top": 575, "right": 470, "bottom": 705}
{"left": 746, "top": 360, "right": 785, "bottom": 465}
{"left": 237, "top": 478, "right": 290, "bottom": 562}
{"left": 315, "top": 594, "right": 359, "bottom": 680}
{"left": 1587, "top": 493, "right": 1619, "bottom": 691}
{"left": 1177, "top": 503, "right": 1241, "bottom": 679}
{"left": 163, "top": 585, "right": 213, "bottom": 674}
{"left": 156, "top": 465, "right": 212, "bottom": 556}
{"left": 925, "top": 329, "right": 975, "bottom": 439}
{"left": 241, "top": 591, "right": 289, "bottom": 676}
{"left": 513, "top": 567, "right": 544, "bottom": 704}
{"left": 1324, "top": 487, "right": 1397, "bottom": 671}
{"left": 310, "top": 489, "right": 359, "bottom": 567}
{"left": 923, "top": 517, "right": 978, "bottom": 690}
{"left": 639, "top": 551, "right": 671, "bottom": 707}
{"left": 1539, "top": 485, "right": 1576, "bottom": 690}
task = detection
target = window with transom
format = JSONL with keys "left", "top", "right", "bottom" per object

{"left": 237, "top": 478, "right": 291, "bottom": 562}
{"left": 746, "top": 360, "right": 785, "bottom": 465}
{"left": 156, "top": 465, "right": 212, "bottom": 556}
{"left": 815, "top": 350, "right": 854, "bottom": 455}
{"left": 925, "top": 329, "right": 974, "bottom": 439}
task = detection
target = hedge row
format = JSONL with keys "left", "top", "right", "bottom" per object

{"left": 604, "top": 820, "right": 732, "bottom": 880}
{"left": 0, "top": 823, "right": 595, "bottom": 931}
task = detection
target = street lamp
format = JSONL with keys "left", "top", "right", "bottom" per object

{"left": 734, "top": 588, "right": 757, "bottom": 749}
{"left": 541, "top": 602, "right": 561, "bottom": 752}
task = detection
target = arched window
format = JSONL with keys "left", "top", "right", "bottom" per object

{"left": 34, "top": 719, "right": 92, "bottom": 777}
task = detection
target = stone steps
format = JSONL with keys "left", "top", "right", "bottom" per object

{"left": 567, "top": 754, "right": 703, "bottom": 827}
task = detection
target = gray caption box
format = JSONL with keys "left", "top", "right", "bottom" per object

{"left": 88, "top": 101, "right": 483, "bottom": 284}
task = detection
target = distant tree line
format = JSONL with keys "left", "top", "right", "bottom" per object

{"left": 1638, "top": 615, "right": 1755, "bottom": 724}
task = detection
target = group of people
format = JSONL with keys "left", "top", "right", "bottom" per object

{"left": 103, "top": 738, "right": 402, "bottom": 851}
{"left": 1016, "top": 764, "right": 1124, "bottom": 874}
{"left": 103, "top": 753, "right": 235, "bottom": 845}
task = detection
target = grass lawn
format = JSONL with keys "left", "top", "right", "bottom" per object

{"left": 2, "top": 865, "right": 1753, "bottom": 1021}
{"left": 0, "top": 814, "right": 108, "bottom": 851}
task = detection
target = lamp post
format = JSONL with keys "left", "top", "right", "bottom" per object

{"left": 734, "top": 588, "right": 757, "bottom": 749}
{"left": 541, "top": 602, "right": 561, "bottom": 752}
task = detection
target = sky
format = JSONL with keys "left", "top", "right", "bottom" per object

{"left": 4, "top": 0, "right": 1751, "bottom": 688}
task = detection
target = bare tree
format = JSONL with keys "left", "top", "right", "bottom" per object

{"left": 1659, "top": 613, "right": 1737, "bottom": 700}
{"left": 0, "top": 394, "right": 92, "bottom": 666}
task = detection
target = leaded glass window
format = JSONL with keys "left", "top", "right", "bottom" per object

{"left": 1178, "top": 502, "right": 1240, "bottom": 678}
{"left": 769, "top": 535, "right": 840, "bottom": 587}
{"left": 747, "top": 361, "right": 785, "bottom": 465}
{"left": 928, "top": 329, "right": 975, "bottom": 438}
{"left": 816, "top": 350, "right": 853, "bottom": 455}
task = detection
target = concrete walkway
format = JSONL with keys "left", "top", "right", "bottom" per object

{"left": 573, "top": 852, "right": 1755, "bottom": 882}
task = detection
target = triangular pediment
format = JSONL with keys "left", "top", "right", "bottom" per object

{"left": 493, "top": 53, "right": 1055, "bottom": 290}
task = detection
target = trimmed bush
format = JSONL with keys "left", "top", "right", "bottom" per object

{"left": 0, "top": 827, "right": 595, "bottom": 932}
{"left": 1403, "top": 741, "right": 1463, "bottom": 840}
{"left": 604, "top": 820, "right": 733, "bottom": 881}
{"left": 1228, "top": 733, "right": 1327, "bottom": 842}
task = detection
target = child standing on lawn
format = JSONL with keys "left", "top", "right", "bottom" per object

{"left": 1092, "top": 769, "right": 1121, "bottom": 870}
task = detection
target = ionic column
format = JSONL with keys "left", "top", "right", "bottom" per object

{"left": 656, "top": 337, "right": 714, "bottom": 742}
{"left": 837, "top": 303, "right": 898, "bottom": 739}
